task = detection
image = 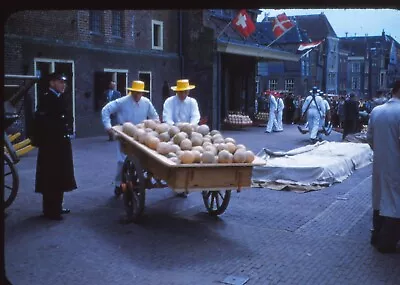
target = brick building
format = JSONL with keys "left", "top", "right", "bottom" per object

{"left": 4, "top": 9, "right": 301, "bottom": 137}
{"left": 4, "top": 10, "right": 182, "bottom": 138}
{"left": 256, "top": 13, "right": 339, "bottom": 97}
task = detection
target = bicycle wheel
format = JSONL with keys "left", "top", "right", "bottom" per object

{"left": 4, "top": 152, "right": 19, "bottom": 208}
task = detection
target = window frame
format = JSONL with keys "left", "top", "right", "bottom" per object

{"left": 151, "top": 20, "right": 163, "bottom": 50}
{"left": 89, "top": 10, "right": 103, "bottom": 35}
{"left": 268, "top": 79, "right": 278, "bottom": 91}
{"left": 284, "top": 78, "right": 294, "bottom": 92}
{"left": 111, "top": 10, "right": 124, "bottom": 38}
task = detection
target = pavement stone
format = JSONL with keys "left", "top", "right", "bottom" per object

{"left": 4, "top": 124, "right": 400, "bottom": 285}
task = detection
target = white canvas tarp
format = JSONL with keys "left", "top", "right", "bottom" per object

{"left": 251, "top": 141, "right": 373, "bottom": 192}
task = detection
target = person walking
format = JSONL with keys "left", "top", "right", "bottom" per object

{"left": 162, "top": 79, "right": 201, "bottom": 126}
{"left": 34, "top": 72, "right": 77, "bottom": 220}
{"left": 101, "top": 80, "right": 159, "bottom": 196}
{"left": 342, "top": 93, "right": 359, "bottom": 140}
{"left": 366, "top": 79, "right": 400, "bottom": 253}
{"left": 300, "top": 87, "right": 325, "bottom": 143}
{"left": 265, "top": 91, "right": 278, "bottom": 133}
{"left": 103, "top": 80, "right": 121, "bottom": 141}
{"left": 275, "top": 93, "right": 285, "bottom": 132}
{"left": 317, "top": 92, "right": 331, "bottom": 141}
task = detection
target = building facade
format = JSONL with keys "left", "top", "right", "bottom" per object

{"left": 4, "top": 9, "right": 301, "bottom": 138}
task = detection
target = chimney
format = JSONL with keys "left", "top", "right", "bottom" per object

{"left": 382, "top": 29, "right": 385, "bottom": 37}
{"left": 345, "top": 32, "right": 348, "bottom": 37}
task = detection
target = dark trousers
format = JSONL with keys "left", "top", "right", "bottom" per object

{"left": 342, "top": 119, "right": 357, "bottom": 140}
{"left": 371, "top": 210, "right": 400, "bottom": 252}
{"left": 42, "top": 191, "right": 64, "bottom": 216}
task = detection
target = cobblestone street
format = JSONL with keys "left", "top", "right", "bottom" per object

{"left": 4, "top": 125, "right": 400, "bottom": 285}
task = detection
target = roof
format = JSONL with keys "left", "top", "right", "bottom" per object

{"left": 338, "top": 34, "right": 400, "bottom": 56}
{"left": 291, "top": 13, "right": 337, "bottom": 41}
{"left": 254, "top": 20, "right": 310, "bottom": 46}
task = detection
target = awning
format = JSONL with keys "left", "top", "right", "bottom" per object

{"left": 217, "top": 40, "right": 301, "bottom": 62}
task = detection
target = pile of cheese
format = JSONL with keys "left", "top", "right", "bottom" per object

{"left": 121, "top": 120, "right": 255, "bottom": 165}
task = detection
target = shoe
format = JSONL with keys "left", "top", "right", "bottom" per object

{"left": 176, "top": 192, "right": 188, "bottom": 198}
{"left": 114, "top": 186, "right": 122, "bottom": 197}
{"left": 61, "top": 208, "right": 70, "bottom": 214}
{"left": 310, "top": 138, "right": 317, "bottom": 144}
{"left": 264, "top": 130, "right": 271, "bottom": 133}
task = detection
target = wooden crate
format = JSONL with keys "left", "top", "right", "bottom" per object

{"left": 113, "top": 126, "right": 266, "bottom": 192}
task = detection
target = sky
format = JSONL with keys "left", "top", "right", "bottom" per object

{"left": 257, "top": 9, "right": 400, "bottom": 41}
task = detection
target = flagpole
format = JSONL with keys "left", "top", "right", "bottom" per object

{"left": 299, "top": 47, "right": 314, "bottom": 59}
{"left": 266, "top": 25, "right": 295, "bottom": 48}
{"left": 217, "top": 20, "right": 233, "bottom": 40}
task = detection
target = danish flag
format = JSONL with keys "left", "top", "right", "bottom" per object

{"left": 272, "top": 13, "right": 294, "bottom": 38}
{"left": 232, "top": 9, "right": 256, "bottom": 38}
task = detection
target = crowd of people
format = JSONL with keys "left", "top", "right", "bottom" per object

{"left": 258, "top": 88, "right": 392, "bottom": 141}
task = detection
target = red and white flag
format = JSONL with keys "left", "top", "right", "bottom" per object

{"left": 298, "top": 40, "right": 322, "bottom": 51}
{"left": 232, "top": 9, "right": 256, "bottom": 38}
{"left": 272, "top": 13, "right": 294, "bottom": 38}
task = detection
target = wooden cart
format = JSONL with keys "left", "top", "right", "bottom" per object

{"left": 112, "top": 126, "right": 266, "bottom": 223}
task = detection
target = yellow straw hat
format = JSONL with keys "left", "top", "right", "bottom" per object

{"left": 126, "top": 80, "right": 149, "bottom": 93}
{"left": 171, "top": 79, "right": 195, "bottom": 91}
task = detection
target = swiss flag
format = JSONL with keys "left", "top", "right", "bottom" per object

{"left": 232, "top": 9, "right": 256, "bottom": 38}
{"left": 272, "top": 13, "right": 294, "bottom": 38}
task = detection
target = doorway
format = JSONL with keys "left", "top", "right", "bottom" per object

{"left": 138, "top": 71, "right": 152, "bottom": 101}
{"left": 34, "top": 59, "right": 75, "bottom": 136}
{"left": 94, "top": 69, "right": 128, "bottom": 111}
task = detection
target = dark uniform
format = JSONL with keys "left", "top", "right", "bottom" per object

{"left": 34, "top": 73, "right": 77, "bottom": 220}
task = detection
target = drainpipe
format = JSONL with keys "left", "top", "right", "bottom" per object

{"left": 179, "top": 10, "right": 184, "bottom": 77}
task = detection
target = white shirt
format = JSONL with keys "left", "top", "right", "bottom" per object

{"left": 162, "top": 95, "right": 200, "bottom": 125}
{"left": 277, "top": 97, "right": 285, "bottom": 112}
{"left": 101, "top": 95, "right": 159, "bottom": 129}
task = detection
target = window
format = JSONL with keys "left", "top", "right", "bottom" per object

{"left": 89, "top": 11, "right": 103, "bottom": 34}
{"left": 268, "top": 79, "right": 278, "bottom": 90}
{"left": 380, "top": 71, "right": 385, "bottom": 87}
{"left": 255, "top": 77, "right": 260, "bottom": 94}
{"left": 364, "top": 76, "right": 368, "bottom": 90}
{"left": 364, "top": 62, "right": 369, "bottom": 74}
{"left": 131, "top": 16, "right": 135, "bottom": 39}
{"left": 210, "top": 9, "right": 232, "bottom": 18}
{"left": 328, "top": 73, "right": 336, "bottom": 86}
{"left": 351, "top": 76, "right": 360, "bottom": 89}
{"left": 284, "top": 79, "right": 294, "bottom": 92}
{"left": 152, "top": 20, "right": 163, "bottom": 50}
{"left": 352, "top": 62, "right": 360, "bottom": 73}
{"left": 112, "top": 11, "right": 123, "bottom": 37}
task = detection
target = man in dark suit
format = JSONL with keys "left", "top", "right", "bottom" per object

{"left": 34, "top": 72, "right": 77, "bottom": 220}
{"left": 103, "top": 80, "right": 121, "bottom": 140}
{"left": 342, "top": 93, "right": 360, "bottom": 140}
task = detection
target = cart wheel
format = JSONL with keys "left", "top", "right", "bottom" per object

{"left": 202, "top": 190, "right": 231, "bottom": 216}
{"left": 121, "top": 157, "right": 145, "bottom": 223}
{"left": 4, "top": 153, "right": 19, "bottom": 209}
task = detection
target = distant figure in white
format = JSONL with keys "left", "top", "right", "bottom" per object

{"left": 265, "top": 92, "right": 280, "bottom": 133}
{"left": 317, "top": 91, "right": 331, "bottom": 141}
{"left": 301, "top": 86, "right": 325, "bottom": 143}
{"left": 275, "top": 94, "right": 285, "bottom": 132}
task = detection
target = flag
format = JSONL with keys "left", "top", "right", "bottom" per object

{"left": 298, "top": 40, "right": 323, "bottom": 51}
{"left": 232, "top": 9, "right": 256, "bottom": 38}
{"left": 272, "top": 13, "right": 294, "bottom": 38}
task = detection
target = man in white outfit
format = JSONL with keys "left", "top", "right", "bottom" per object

{"left": 366, "top": 79, "right": 400, "bottom": 253}
{"left": 162, "top": 79, "right": 200, "bottom": 126}
{"left": 317, "top": 91, "right": 331, "bottom": 141}
{"left": 275, "top": 93, "right": 285, "bottom": 132}
{"left": 265, "top": 91, "right": 278, "bottom": 133}
{"left": 163, "top": 79, "right": 201, "bottom": 197}
{"left": 301, "top": 87, "right": 325, "bottom": 143}
{"left": 102, "top": 80, "right": 159, "bottom": 196}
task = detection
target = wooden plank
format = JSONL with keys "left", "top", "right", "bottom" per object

{"left": 13, "top": 138, "right": 31, "bottom": 151}
{"left": 8, "top": 132, "right": 21, "bottom": 143}
{"left": 16, "top": 145, "right": 35, "bottom": 156}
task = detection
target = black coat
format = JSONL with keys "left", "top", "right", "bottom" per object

{"left": 343, "top": 99, "right": 359, "bottom": 121}
{"left": 35, "top": 89, "right": 77, "bottom": 193}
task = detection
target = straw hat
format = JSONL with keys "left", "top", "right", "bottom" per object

{"left": 126, "top": 80, "right": 149, "bottom": 93}
{"left": 171, "top": 79, "right": 195, "bottom": 91}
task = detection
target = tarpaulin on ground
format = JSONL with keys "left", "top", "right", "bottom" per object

{"left": 251, "top": 141, "right": 373, "bottom": 192}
